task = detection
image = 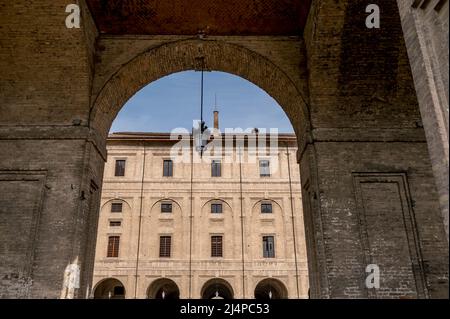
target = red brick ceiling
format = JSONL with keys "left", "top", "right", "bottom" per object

{"left": 86, "top": 0, "right": 312, "bottom": 35}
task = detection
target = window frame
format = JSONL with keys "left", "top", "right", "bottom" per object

{"left": 211, "top": 159, "right": 222, "bottom": 177}
{"left": 261, "top": 202, "right": 273, "bottom": 214}
{"left": 163, "top": 159, "right": 173, "bottom": 177}
{"left": 259, "top": 159, "right": 271, "bottom": 177}
{"left": 107, "top": 236, "right": 120, "bottom": 258}
{"left": 211, "top": 235, "right": 223, "bottom": 257}
{"left": 262, "top": 235, "right": 275, "bottom": 258}
{"left": 114, "top": 159, "right": 126, "bottom": 177}
{"left": 159, "top": 235, "right": 172, "bottom": 258}
{"left": 111, "top": 202, "right": 123, "bottom": 213}
{"left": 161, "top": 202, "right": 173, "bottom": 213}
{"left": 211, "top": 203, "right": 223, "bottom": 214}
{"left": 109, "top": 220, "right": 122, "bottom": 227}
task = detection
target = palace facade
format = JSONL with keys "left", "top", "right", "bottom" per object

{"left": 92, "top": 124, "right": 308, "bottom": 299}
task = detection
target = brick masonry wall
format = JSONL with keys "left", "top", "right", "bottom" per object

{"left": 0, "top": 138, "right": 91, "bottom": 298}
{"left": 0, "top": 1, "right": 102, "bottom": 298}
{"left": 301, "top": 0, "right": 449, "bottom": 298}
{"left": 0, "top": 0, "right": 448, "bottom": 298}
{"left": 89, "top": 37, "right": 310, "bottom": 141}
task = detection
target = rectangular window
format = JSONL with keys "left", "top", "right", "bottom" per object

{"left": 211, "top": 203, "right": 223, "bottom": 214}
{"left": 261, "top": 203, "right": 273, "bottom": 214}
{"left": 161, "top": 203, "right": 172, "bottom": 213}
{"left": 163, "top": 160, "right": 173, "bottom": 177}
{"left": 111, "top": 202, "right": 123, "bottom": 213}
{"left": 211, "top": 235, "right": 223, "bottom": 257}
{"left": 259, "top": 160, "right": 270, "bottom": 177}
{"left": 159, "top": 236, "right": 172, "bottom": 258}
{"left": 109, "top": 221, "right": 121, "bottom": 227}
{"left": 211, "top": 160, "right": 221, "bottom": 177}
{"left": 107, "top": 236, "right": 120, "bottom": 257}
{"left": 115, "top": 160, "right": 126, "bottom": 177}
{"left": 263, "top": 236, "right": 275, "bottom": 258}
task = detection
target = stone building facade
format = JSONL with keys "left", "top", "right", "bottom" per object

{"left": 92, "top": 130, "right": 308, "bottom": 299}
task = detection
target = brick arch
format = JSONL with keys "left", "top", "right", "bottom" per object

{"left": 90, "top": 39, "right": 310, "bottom": 140}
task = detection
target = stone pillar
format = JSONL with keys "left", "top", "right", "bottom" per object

{"left": 396, "top": 0, "right": 449, "bottom": 241}
{"left": 0, "top": 127, "right": 106, "bottom": 298}
{"left": 0, "top": 0, "right": 100, "bottom": 298}
{"left": 301, "top": 0, "right": 449, "bottom": 298}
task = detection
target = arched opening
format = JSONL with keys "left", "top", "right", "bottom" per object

{"left": 201, "top": 278, "right": 234, "bottom": 299}
{"left": 147, "top": 278, "right": 180, "bottom": 299}
{"left": 90, "top": 39, "right": 310, "bottom": 140}
{"left": 93, "top": 278, "right": 126, "bottom": 299}
{"left": 91, "top": 39, "right": 309, "bottom": 299}
{"left": 254, "top": 278, "right": 288, "bottom": 299}
{"left": 2, "top": 1, "right": 447, "bottom": 300}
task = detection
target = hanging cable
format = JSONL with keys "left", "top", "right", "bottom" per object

{"left": 134, "top": 142, "right": 146, "bottom": 298}
{"left": 200, "top": 60, "right": 204, "bottom": 134}
{"left": 286, "top": 143, "right": 300, "bottom": 298}
{"left": 197, "top": 57, "right": 208, "bottom": 157}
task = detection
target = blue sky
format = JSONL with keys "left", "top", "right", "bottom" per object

{"left": 110, "top": 71, "right": 294, "bottom": 133}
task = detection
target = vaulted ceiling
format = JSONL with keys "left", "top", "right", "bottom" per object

{"left": 85, "top": 0, "right": 312, "bottom": 35}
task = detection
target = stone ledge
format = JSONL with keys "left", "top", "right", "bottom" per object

{"left": 297, "top": 127, "right": 428, "bottom": 162}
{"left": 0, "top": 125, "right": 107, "bottom": 160}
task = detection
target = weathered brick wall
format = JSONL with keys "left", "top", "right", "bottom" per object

{"left": 301, "top": 0, "right": 449, "bottom": 298}
{"left": 0, "top": 0, "right": 448, "bottom": 299}
{"left": 0, "top": 1, "right": 102, "bottom": 298}
{"left": 89, "top": 37, "right": 310, "bottom": 140}
{"left": 92, "top": 35, "right": 309, "bottom": 104}
{"left": 0, "top": 137, "right": 94, "bottom": 298}
{"left": 0, "top": 1, "right": 96, "bottom": 126}
{"left": 308, "top": 141, "right": 446, "bottom": 298}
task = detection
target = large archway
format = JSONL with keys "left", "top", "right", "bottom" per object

{"left": 93, "top": 278, "right": 126, "bottom": 299}
{"left": 1, "top": 0, "right": 448, "bottom": 300}
{"left": 89, "top": 39, "right": 310, "bottom": 141}
{"left": 201, "top": 278, "right": 234, "bottom": 299}
{"left": 87, "top": 35, "right": 447, "bottom": 300}
{"left": 90, "top": 39, "right": 309, "bottom": 301}
{"left": 254, "top": 278, "right": 288, "bottom": 299}
{"left": 147, "top": 278, "right": 180, "bottom": 299}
